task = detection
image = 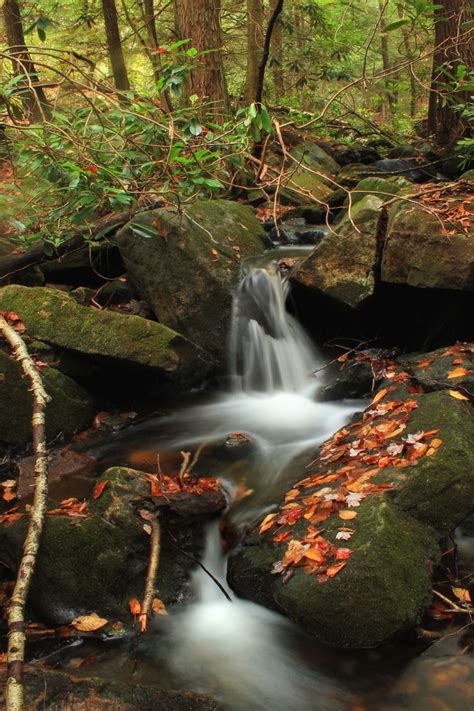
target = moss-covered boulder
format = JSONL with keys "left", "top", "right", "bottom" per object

{"left": 0, "top": 349, "right": 94, "bottom": 450}
{"left": 0, "top": 285, "right": 208, "bottom": 382}
{"left": 116, "top": 200, "right": 266, "bottom": 362}
{"left": 0, "top": 468, "right": 210, "bottom": 624}
{"left": 292, "top": 195, "right": 383, "bottom": 308}
{"left": 228, "top": 388, "right": 474, "bottom": 648}
{"left": 398, "top": 344, "right": 474, "bottom": 398}
{"left": 349, "top": 176, "right": 412, "bottom": 205}
{"left": 281, "top": 141, "right": 338, "bottom": 206}
{"left": 0, "top": 665, "right": 223, "bottom": 710}
{"left": 291, "top": 141, "right": 340, "bottom": 176}
{"left": 382, "top": 202, "right": 474, "bottom": 291}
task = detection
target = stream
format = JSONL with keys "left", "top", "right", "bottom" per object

{"left": 32, "top": 246, "right": 474, "bottom": 710}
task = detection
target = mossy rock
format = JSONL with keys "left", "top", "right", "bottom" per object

{"left": 0, "top": 285, "right": 208, "bottom": 383}
{"left": 292, "top": 195, "right": 383, "bottom": 309}
{"left": 382, "top": 202, "right": 474, "bottom": 290}
{"left": 398, "top": 346, "right": 474, "bottom": 398}
{"left": 0, "top": 468, "right": 206, "bottom": 624}
{"left": 0, "top": 665, "right": 223, "bottom": 710}
{"left": 0, "top": 349, "right": 94, "bottom": 450}
{"left": 228, "top": 389, "right": 474, "bottom": 648}
{"left": 116, "top": 200, "right": 267, "bottom": 362}
{"left": 348, "top": 176, "right": 410, "bottom": 206}
{"left": 290, "top": 141, "right": 340, "bottom": 176}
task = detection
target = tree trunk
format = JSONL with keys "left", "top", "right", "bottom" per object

{"left": 174, "top": 0, "right": 230, "bottom": 114}
{"left": 245, "top": 0, "right": 265, "bottom": 103}
{"left": 378, "top": 0, "right": 397, "bottom": 113}
{"left": 397, "top": 4, "right": 417, "bottom": 116}
{"left": 2, "top": 0, "right": 50, "bottom": 121}
{"left": 428, "top": 0, "right": 473, "bottom": 144}
{"left": 271, "top": 0, "right": 284, "bottom": 96}
{"left": 102, "top": 0, "right": 131, "bottom": 92}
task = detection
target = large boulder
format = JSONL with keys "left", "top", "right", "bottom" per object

{"left": 0, "top": 467, "right": 224, "bottom": 624}
{"left": 292, "top": 195, "right": 383, "bottom": 308}
{"left": 349, "top": 176, "right": 412, "bottom": 205}
{"left": 282, "top": 141, "right": 339, "bottom": 205}
{"left": 228, "top": 383, "right": 474, "bottom": 648}
{"left": 382, "top": 203, "right": 474, "bottom": 291}
{"left": 0, "top": 285, "right": 208, "bottom": 383}
{"left": 0, "top": 349, "right": 94, "bottom": 450}
{"left": 116, "top": 200, "right": 267, "bottom": 362}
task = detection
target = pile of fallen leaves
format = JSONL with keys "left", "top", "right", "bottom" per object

{"left": 418, "top": 182, "right": 473, "bottom": 235}
{"left": 259, "top": 363, "right": 453, "bottom": 585}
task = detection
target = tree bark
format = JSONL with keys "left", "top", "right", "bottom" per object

{"left": 245, "top": 0, "right": 265, "bottom": 103}
{"left": 378, "top": 0, "right": 397, "bottom": 113}
{"left": 174, "top": 0, "right": 230, "bottom": 114}
{"left": 428, "top": 0, "right": 473, "bottom": 144}
{"left": 101, "top": 0, "right": 131, "bottom": 92}
{"left": 271, "top": 0, "right": 284, "bottom": 97}
{"left": 255, "top": 0, "right": 284, "bottom": 106}
{"left": 1, "top": 0, "right": 50, "bottom": 121}
{"left": 1, "top": 316, "right": 50, "bottom": 711}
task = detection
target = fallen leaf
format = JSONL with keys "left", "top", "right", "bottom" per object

{"left": 416, "top": 358, "right": 434, "bottom": 368}
{"left": 152, "top": 598, "right": 168, "bottom": 616}
{"left": 447, "top": 367, "right": 469, "bottom": 379}
{"left": 304, "top": 547, "right": 325, "bottom": 564}
{"left": 452, "top": 587, "right": 471, "bottom": 603}
{"left": 339, "top": 510, "right": 358, "bottom": 520}
{"left": 335, "top": 547, "right": 352, "bottom": 560}
{"left": 259, "top": 513, "right": 277, "bottom": 533}
{"left": 92, "top": 480, "right": 108, "bottom": 500}
{"left": 210, "top": 248, "right": 218, "bottom": 256}
{"left": 370, "top": 388, "right": 387, "bottom": 405}
{"left": 449, "top": 389, "right": 469, "bottom": 401}
{"left": 128, "top": 598, "right": 141, "bottom": 616}
{"left": 326, "top": 561, "right": 346, "bottom": 577}
{"left": 71, "top": 613, "right": 108, "bottom": 632}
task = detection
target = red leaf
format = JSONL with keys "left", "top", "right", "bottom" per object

{"left": 92, "top": 480, "right": 108, "bottom": 500}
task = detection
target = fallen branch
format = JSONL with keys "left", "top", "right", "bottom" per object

{"left": 139, "top": 513, "right": 161, "bottom": 633}
{"left": 0, "top": 315, "right": 51, "bottom": 711}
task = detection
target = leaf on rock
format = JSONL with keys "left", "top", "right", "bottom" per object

{"left": 449, "top": 389, "right": 469, "bottom": 401}
{"left": 92, "top": 480, "right": 108, "bottom": 500}
{"left": 259, "top": 513, "right": 277, "bottom": 533}
{"left": 326, "top": 561, "right": 346, "bottom": 577}
{"left": 447, "top": 367, "right": 469, "bottom": 379}
{"left": 152, "top": 598, "right": 168, "bottom": 616}
{"left": 339, "top": 510, "right": 358, "bottom": 520}
{"left": 370, "top": 388, "right": 388, "bottom": 405}
{"left": 128, "top": 598, "right": 141, "bottom": 616}
{"left": 71, "top": 613, "right": 108, "bottom": 632}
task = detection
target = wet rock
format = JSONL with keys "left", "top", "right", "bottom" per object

{"left": 285, "top": 188, "right": 347, "bottom": 224}
{"left": 0, "top": 285, "right": 209, "bottom": 384}
{"left": 382, "top": 202, "right": 474, "bottom": 291}
{"left": 371, "top": 158, "right": 438, "bottom": 182}
{"left": 228, "top": 389, "right": 474, "bottom": 648}
{"left": 0, "top": 467, "right": 215, "bottom": 624}
{"left": 0, "top": 349, "right": 94, "bottom": 451}
{"left": 332, "top": 145, "right": 381, "bottom": 166}
{"left": 0, "top": 665, "right": 223, "bottom": 711}
{"left": 337, "top": 163, "right": 380, "bottom": 188}
{"left": 292, "top": 195, "right": 383, "bottom": 308}
{"left": 318, "top": 359, "right": 375, "bottom": 401}
{"left": 398, "top": 344, "right": 474, "bottom": 397}
{"left": 116, "top": 200, "right": 266, "bottom": 363}
{"left": 17, "top": 448, "right": 97, "bottom": 500}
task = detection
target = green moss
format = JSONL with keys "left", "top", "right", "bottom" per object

{"left": 116, "top": 200, "right": 266, "bottom": 361}
{"left": 350, "top": 177, "right": 404, "bottom": 205}
{"left": 0, "top": 349, "right": 94, "bottom": 449}
{"left": 0, "top": 285, "right": 205, "bottom": 377}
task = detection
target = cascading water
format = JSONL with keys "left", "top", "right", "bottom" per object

{"left": 229, "top": 265, "right": 318, "bottom": 393}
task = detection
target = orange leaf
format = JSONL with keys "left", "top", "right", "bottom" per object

{"left": 416, "top": 358, "right": 434, "bottom": 368}
{"left": 449, "top": 389, "right": 469, "bottom": 401}
{"left": 339, "top": 510, "right": 358, "bottom": 520}
{"left": 447, "top": 367, "right": 469, "bottom": 379}
{"left": 430, "top": 438, "right": 442, "bottom": 449}
{"left": 210, "top": 248, "right": 218, "bottom": 256}
{"left": 370, "top": 388, "right": 387, "bottom": 405}
{"left": 92, "top": 480, "right": 108, "bottom": 500}
{"left": 304, "top": 547, "right": 325, "bottom": 564}
{"left": 151, "top": 598, "right": 168, "bottom": 616}
{"left": 452, "top": 587, "right": 471, "bottom": 603}
{"left": 128, "top": 598, "right": 141, "bottom": 616}
{"left": 259, "top": 513, "right": 277, "bottom": 533}
{"left": 326, "top": 561, "right": 346, "bottom": 577}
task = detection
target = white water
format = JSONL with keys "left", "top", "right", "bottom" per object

{"left": 149, "top": 257, "right": 362, "bottom": 709}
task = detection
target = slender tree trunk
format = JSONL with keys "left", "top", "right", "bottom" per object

{"left": 254, "top": 0, "right": 284, "bottom": 106}
{"left": 102, "top": 0, "right": 131, "bottom": 92}
{"left": 174, "top": 0, "right": 230, "bottom": 114}
{"left": 378, "top": 0, "right": 397, "bottom": 113}
{"left": 271, "top": 0, "right": 284, "bottom": 96}
{"left": 1, "top": 0, "right": 50, "bottom": 121}
{"left": 428, "top": 0, "right": 473, "bottom": 144}
{"left": 245, "top": 0, "right": 265, "bottom": 103}
{"left": 397, "top": 4, "right": 417, "bottom": 116}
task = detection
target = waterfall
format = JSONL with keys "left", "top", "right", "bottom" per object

{"left": 230, "top": 266, "right": 318, "bottom": 393}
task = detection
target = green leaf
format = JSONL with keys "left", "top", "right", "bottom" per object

{"left": 129, "top": 222, "right": 162, "bottom": 239}
{"left": 259, "top": 105, "right": 273, "bottom": 133}
{"left": 384, "top": 19, "right": 410, "bottom": 30}
{"left": 188, "top": 117, "right": 202, "bottom": 136}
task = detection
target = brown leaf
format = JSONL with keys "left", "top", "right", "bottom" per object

{"left": 71, "top": 613, "right": 108, "bottom": 632}
{"left": 151, "top": 598, "right": 168, "bottom": 616}
{"left": 452, "top": 587, "right": 471, "bottom": 603}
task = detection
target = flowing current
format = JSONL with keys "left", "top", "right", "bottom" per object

{"left": 143, "top": 254, "right": 362, "bottom": 710}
